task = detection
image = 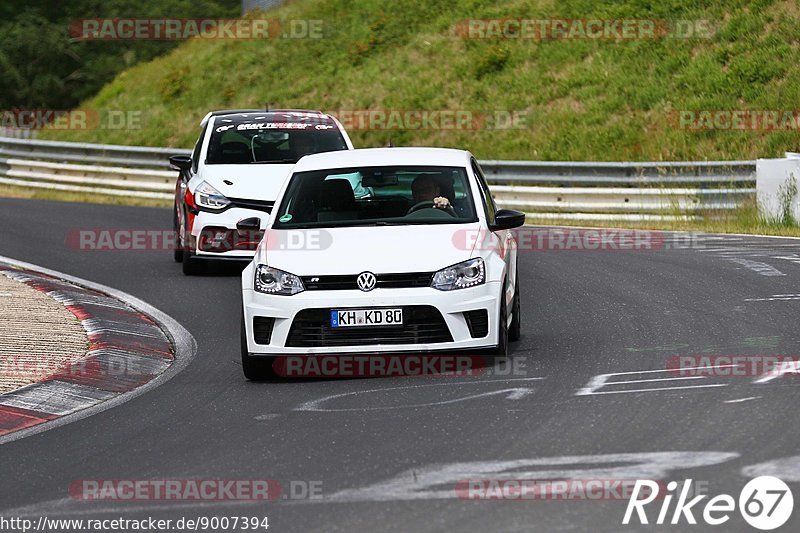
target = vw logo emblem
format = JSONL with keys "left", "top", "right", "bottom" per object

{"left": 356, "top": 272, "right": 377, "bottom": 292}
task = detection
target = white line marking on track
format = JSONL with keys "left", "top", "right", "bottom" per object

{"left": 745, "top": 296, "right": 800, "bottom": 302}
{"left": 576, "top": 365, "right": 737, "bottom": 396}
{"left": 743, "top": 456, "right": 800, "bottom": 481}
{"left": 294, "top": 377, "right": 545, "bottom": 412}
{"left": 321, "top": 452, "right": 740, "bottom": 503}
{"left": 615, "top": 376, "right": 706, "bottom": 385}
{"left": 726, "top": 258, "right": 785, "bottom": 276}
{"left": 581, "top": 384, "right": 728, "bottom": 395}
{"left": 754, "top": 360, "right": 800, "bottom": 383}
{"left": 723, "top": 397, "right": 760, "bottom": 404}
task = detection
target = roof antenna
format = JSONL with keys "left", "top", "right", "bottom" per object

{"left": 265, "top": 102, "right": 272, "bottom": 112}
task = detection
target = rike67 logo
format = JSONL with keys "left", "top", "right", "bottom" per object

{"left": 623, "top": 476, "right": 793, "bottom": 530}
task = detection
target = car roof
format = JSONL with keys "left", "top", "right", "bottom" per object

{"left": 293, "top": 147, "right": 473, "bottom": 172}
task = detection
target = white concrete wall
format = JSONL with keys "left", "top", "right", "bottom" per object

{"left": 756, "top": 154, "right": 800, "bottom": 221}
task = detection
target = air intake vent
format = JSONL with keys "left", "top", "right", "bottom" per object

{"left": 253, "top": 317, "right": 275, "bottom": 345}
{"left": 464, "top": 310, "right": 489, "bottom": 338}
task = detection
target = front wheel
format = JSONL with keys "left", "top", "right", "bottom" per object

{"left": 182, "top": 250, "right": 206, "bottom": 275}
{"left": 508, "top": 272, "right": 521, "bottom": 342}
{"left": 173, "top": 206, "right": 184, "bottom": 263}
{"left": 492, "top": 287, "right": 509, "bottom": 357}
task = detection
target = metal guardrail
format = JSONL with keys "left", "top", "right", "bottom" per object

{"left": 0, "top": 136, "right": 186, "bottom": 169}
{"left": 0, "top": 137, "right": 757, "bottom": 219}
{"left": 480, "top": 160, "right": 756, "bottom": 186}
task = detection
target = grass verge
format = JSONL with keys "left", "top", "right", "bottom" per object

{"left": 37, "top": 0, "right": 800, "bottom": 161}
{"left": 527, "top": 201, "right": 800, "bottom": 237}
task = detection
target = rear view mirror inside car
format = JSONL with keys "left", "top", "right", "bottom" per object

{"left": 362, "top": 172, "right": 398, "bottom": 187}
{"left": 252, "top": 132, "right": 289, "bottom": 144}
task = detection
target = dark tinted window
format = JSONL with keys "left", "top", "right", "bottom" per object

{"left": 273, "top": 165, "right": 478, "bottom": 229}
{"left": 471, "top": 159, "right": 496, "bottom": 223}
{"left": 191, "top": 123, "right": 207, "bottom": 173}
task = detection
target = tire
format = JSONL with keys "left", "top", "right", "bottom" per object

{"left": 241, "top": 312, "right": 277, "bottom": 380}
{"left": 509, "top": 272, "right": 521, "bottom": 342}
{"left": 181, "top": 251, "right": 205, "bottom": 275}
{"left": 173, "top": 207, "right": 184, "bottom": 263}
{"left": 492, "top": 286, "right": 509, "bottom": 357}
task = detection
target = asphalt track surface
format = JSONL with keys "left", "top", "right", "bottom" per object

{"left": 2, "top": 197, "right": 800, "bottom": 532}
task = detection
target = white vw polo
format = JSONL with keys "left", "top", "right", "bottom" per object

{"left": 240, "top": 147, "right": 525, "bottom": 379}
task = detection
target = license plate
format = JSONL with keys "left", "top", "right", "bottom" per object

{"left": 330, "top": 308, "right": 403, "bottom": 328}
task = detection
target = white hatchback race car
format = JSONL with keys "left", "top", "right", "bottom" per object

{"left": 169, "top": 109, "right": 353, "bottom": 275}
{"left": 240, "top": 147, "right": 525, "bottom": 379}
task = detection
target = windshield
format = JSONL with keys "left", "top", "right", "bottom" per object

{"left": 272, "top": 165, "right": 478, "bottom": 229}
{"left": 206, "top": 115, "right": 347, "bottom": 165}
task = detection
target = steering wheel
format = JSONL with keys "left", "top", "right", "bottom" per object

{"left": 407, "top": 201, "right": 456, "bottom": 217}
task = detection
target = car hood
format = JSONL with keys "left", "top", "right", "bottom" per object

{"left": 200, "top": 164, "right": 294, "bottom": 202}
{"left": 256, "top": 223, "right": 483, "bottom": 275}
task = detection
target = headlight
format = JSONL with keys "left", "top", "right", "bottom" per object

{"left": 254, "top": 265, "right": 304, "bottom": 295}
{"left": 194, "top": 181, "right": 230, "bottom": 210}
{"left": 431, "top": 258, "right": 485, "bottom": 291}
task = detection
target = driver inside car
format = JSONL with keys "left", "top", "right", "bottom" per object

{"left": 411, "top": 175, "right": 451, "bottom": 209}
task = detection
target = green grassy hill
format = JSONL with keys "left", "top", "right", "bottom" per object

{"left": 40, "top": 0, "right": 800, "bottom": 161}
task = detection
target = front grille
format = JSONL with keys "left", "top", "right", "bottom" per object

{"left": 464, "top": 310, "right": 489, "bottom": 338}
{"left": 286, "top": 306, "right": 452, "bottom": 347}
{"left": 228, "top": 198, "right": 275, "bottom": 213}
{"left": 253, "top": 317, "right": 275, "bottom": 345}
{"left": 301, "top": 272, "right": 433, "bottom": 291}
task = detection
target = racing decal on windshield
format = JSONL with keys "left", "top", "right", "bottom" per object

{"left": 236, "top": 122, "right": 317, "bottom": 131}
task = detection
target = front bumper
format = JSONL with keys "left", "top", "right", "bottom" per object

{"left": 242, "top": 282, "right": 502, "bottom": 355}
{"left": 190, "top": 207, "right": 267, "bottom": 259}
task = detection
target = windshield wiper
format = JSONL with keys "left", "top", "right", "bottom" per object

{"left": 249, "top": 159, "right": 298, "bottom": 164}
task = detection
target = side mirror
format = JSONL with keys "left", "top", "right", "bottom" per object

{"left": 169, "top": 155, "right": 192, "bottom": 171}
{"left": 236, "top": 217, "right": 261, "bottom": 238}
{"left": 489, "top": 209, "right": 526, "bottom": 231}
